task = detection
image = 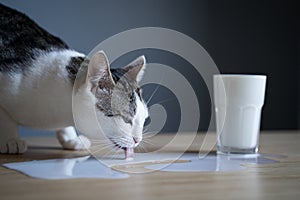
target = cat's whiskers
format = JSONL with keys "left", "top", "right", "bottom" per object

{"left": 102, "top": 145, "right": 123, "bottom": 160}
{"left": 141, "top": 137, "right": 156, "bottom": 145}
{"left": 148, "top": 97, "right": 176, "bottom": 108}
{"left": 144, "top": 69, "right": 166, "bottom": 105}
{"left": 89, "top": 146, "right": 112, "bottom": 155}
{"left": 89, "top": 139, "right": 113, "bottom": 148}
{"left": 90, "top": 136, "right": 156, "bottom": 158}
{"left": 143, "top": 97, "right": 175, "bottom": 135}
{"left": 90, "top": 146, "right": 114, "bottom": 157}
{"left": 136, "top": 142, "right": 148, "bottom": 153}
{"left": 142, "top": 124, "right": 152, "bottom": 133}
{"left": 89, "top": 142, "right": 115, "bottom": 155}
{"left": 142, "top": 128, "right": 154, "bottom": 134}
{"left": 91, "top": 143, "right": 113, "bottom": 149}
{"left": 143, "top": 131, "right": 160, "bottom": 139}
{"left": 145, "top": 84, "right": 161, "bottom": 106}
{"left": 140, "top": 138, "right": 157, "bottom": 149}
{"left": 89, "top": 138, "right": 110, "bottom": 143}
{"left": 89, "top": 138, "right": 110, "bottom": 142}
{"left": 90, "top": 140, "right": 110, "bottom": 144}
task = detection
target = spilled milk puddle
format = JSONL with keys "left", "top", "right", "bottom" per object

{"left": 2, "top": 153, "right": 281, "bottom": 179}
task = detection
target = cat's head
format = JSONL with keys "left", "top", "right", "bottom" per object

{"left": 75, "top": 51, "right": 148, "bottom": 150}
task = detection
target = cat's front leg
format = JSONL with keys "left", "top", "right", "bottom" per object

{"left": 0, "top": 107, "right": 27, "bottom": 154}
{"left": 56, "top": 126, "right": 91, "bottom": 150}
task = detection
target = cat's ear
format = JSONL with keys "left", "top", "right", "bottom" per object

{"left": 87, "top": 51, "right": 115, "bottom": 88}
{"left": 124, "top": 55, "right": 146, "bottom": 83}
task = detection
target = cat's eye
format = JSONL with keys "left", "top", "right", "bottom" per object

{"left": 66, "top": 66, "right": 76, "bottom": 75}
{"left": 129, "top": 93, "right": 134, "bottom": 101}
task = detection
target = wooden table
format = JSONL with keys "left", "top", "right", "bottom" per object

{"left": 0, "top": 131, "right": 299, "bottom": 200}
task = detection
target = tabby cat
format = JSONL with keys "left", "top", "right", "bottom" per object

{"left": 0, "top": 3, "right": 148, "bottom": 157}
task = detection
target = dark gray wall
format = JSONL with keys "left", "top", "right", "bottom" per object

{"left": 1, "top": 0, "right": 299, "bottom": 133}
{"left": 298, "top": 14, "right": 300, "bottom": 129}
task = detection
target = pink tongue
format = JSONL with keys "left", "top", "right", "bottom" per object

{"left": 125, "top": 147, "right": 134, "bottom": 160}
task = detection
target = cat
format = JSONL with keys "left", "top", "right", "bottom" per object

{"left": 0, "top": 3, "right": 149, "bottom": 156}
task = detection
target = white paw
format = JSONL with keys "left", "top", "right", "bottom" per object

{"left": 60, "top": 135, "right": 91, "bottom": 150}
{"left": 0, "top": 139, "right": 27, "bottom": 154}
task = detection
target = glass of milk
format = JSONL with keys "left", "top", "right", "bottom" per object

{"left": 213, "top": 74, "right": 267, "bottom": 154}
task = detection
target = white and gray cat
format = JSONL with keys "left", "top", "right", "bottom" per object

{"left": 0, "top": 4, "right": 148, "bottom": 155}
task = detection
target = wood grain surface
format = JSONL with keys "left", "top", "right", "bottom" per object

{"left": 0, "top": 131, "right": 299, "bottom": 200}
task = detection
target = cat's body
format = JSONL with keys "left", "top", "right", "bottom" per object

{"left": 0, "top": 50, "right": 82, "bottom": 129}
{"left": 0, "top": 4, "right": 148, "bottom": 154}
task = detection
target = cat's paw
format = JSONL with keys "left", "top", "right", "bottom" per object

{"left": 0, "top": 139, "right": 27, "bottom": 154}
{"left": 60, "top": 135, "right": 91, "bottom": 150}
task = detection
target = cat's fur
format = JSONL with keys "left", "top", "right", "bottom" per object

{"left": 0, "top": 4, "right": 148, "bottom": 154}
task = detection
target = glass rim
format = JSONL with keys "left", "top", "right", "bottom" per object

{"left": 213, "top": 74, "right": 267, "bottom": 79}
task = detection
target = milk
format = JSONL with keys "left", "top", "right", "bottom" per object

{"left": 214, "top": 75, "right": 267, "bottom": 154}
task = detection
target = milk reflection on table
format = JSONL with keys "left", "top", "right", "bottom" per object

{"left": 213, "top": 75, "right": 267, "bottom": 154}
{"left": 3, "top": 156, "right": 129, "bottom": 179}
{"left": 145, "top": 153, "right": 278, "bottom": 172}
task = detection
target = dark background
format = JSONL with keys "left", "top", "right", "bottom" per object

{"left": 1, "top": 0, "right": 299, "bottom": 133}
